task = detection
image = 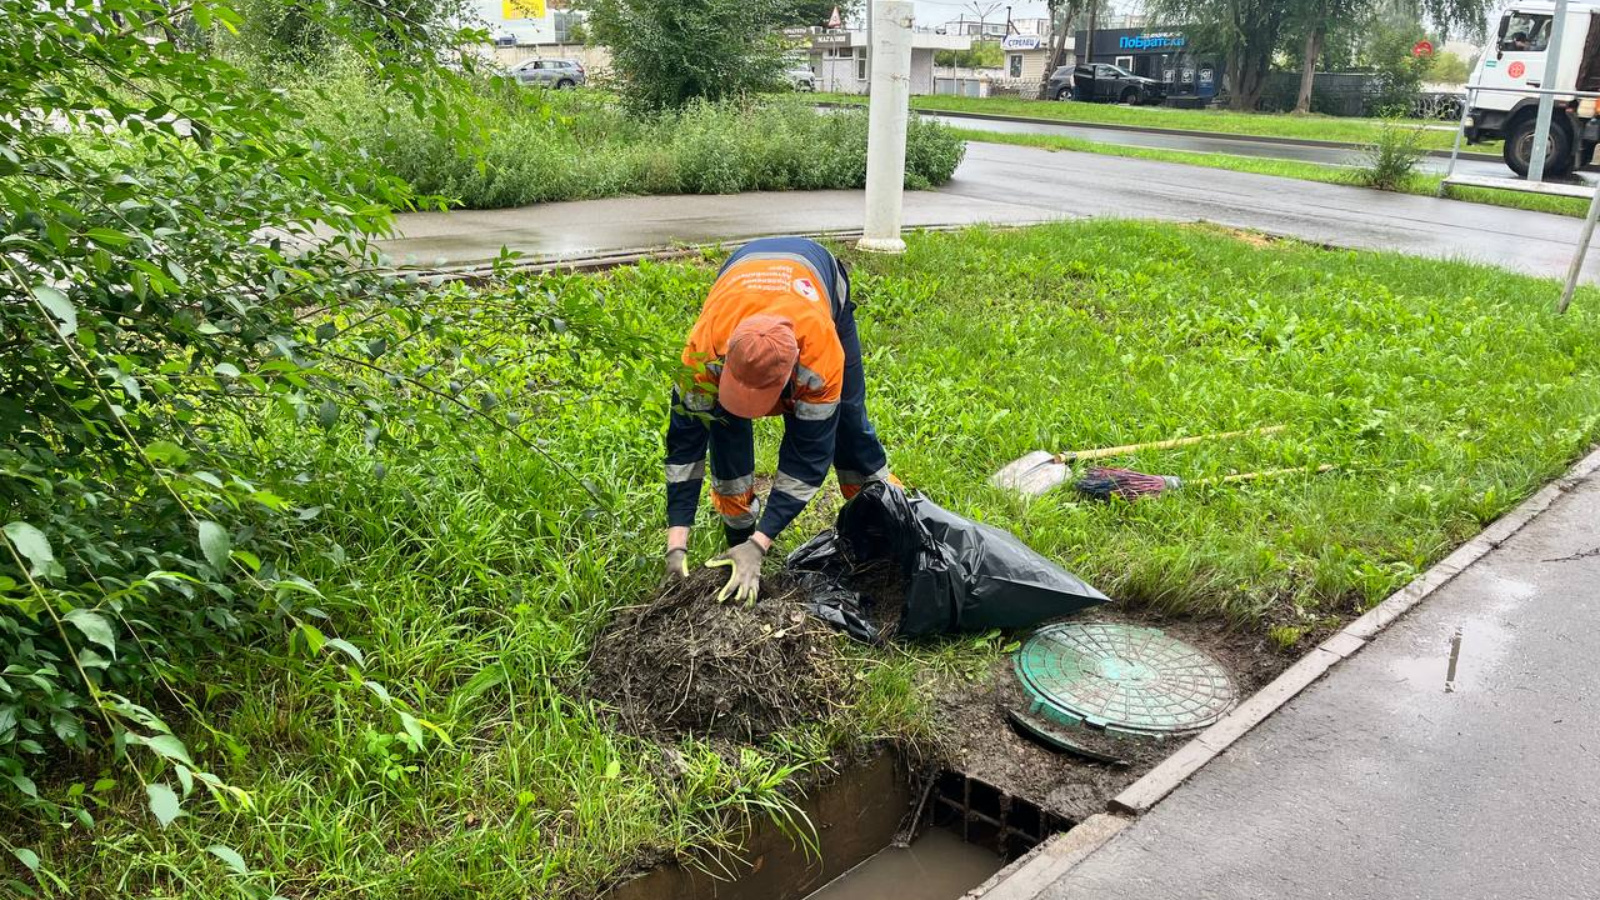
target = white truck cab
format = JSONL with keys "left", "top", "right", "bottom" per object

{"left": 1467, "top": 2, "right": 1600, "bottom": 176}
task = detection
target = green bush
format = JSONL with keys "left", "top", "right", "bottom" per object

{"left": 295, "top": 71, "right": 967, "bottom": 208}
{"left": 0, "top": 0, "right": 486, "bottom": 851}
{"left": 583, "top": 0, "right": 790, "bottom": 112}
{"left": 1359, "top": 120, "right": 1426, "bottom": 190}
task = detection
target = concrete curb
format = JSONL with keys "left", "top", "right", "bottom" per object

{"left": 974, "top": 443, "right": 1600, "bottom": 896}
{"left": 394, "top": 222, "right": 1047, "bottom": 282}
{"left": 815, "top": 102, "right": 1501, "bottom": 163}
{"left": 963, "top": 814, "right": 1131, "bottom": 900}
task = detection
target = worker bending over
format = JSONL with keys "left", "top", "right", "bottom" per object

{"left": 664, "top": 237, "right": 895, "bottom": 604}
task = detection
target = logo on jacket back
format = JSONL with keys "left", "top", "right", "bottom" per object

{"left": 791, "top": 277, "right": 821, "bottom": 302}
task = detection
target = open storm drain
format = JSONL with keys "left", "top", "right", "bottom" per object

{"left": 1013, "top": 622, "right": 1237, "bottom": 743}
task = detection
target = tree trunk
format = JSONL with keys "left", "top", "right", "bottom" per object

{"left": 1039, "top": 3, "right": 1073, "bottom": 97}
{"left": 1295, "top": 27, "right": 1324, "bottom": 114}
{"left": 1234, "top": 50, "right": 1269, "bottom": 111}
{"left": 1084, "top": 0, "right": 1096, "bottom": 65}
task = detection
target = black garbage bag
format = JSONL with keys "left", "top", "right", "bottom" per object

{"left": 786, "top": 482, "right": 1109, "bottom": 642}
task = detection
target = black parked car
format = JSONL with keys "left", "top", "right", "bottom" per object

{"left": 1046, "top": 63, "right": 1165, "bottom": 105}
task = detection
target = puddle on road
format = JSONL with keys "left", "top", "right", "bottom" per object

{"left": 802, "top": 827, "right": 1003, "bottom": 900}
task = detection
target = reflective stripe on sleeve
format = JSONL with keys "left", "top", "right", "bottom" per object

{"left": 794, "top": 400, "right": 839, "bottom": 421}
{"left": 795, "top": 364, "right": 826, "bottom": 392}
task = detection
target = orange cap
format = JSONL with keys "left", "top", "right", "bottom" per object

{"left": 720, "top": 315, "right": 797, "bottom": 419}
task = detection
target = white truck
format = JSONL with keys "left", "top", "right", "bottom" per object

{"left": 1466, "top": 1, "right": 1600, "bottom": 176}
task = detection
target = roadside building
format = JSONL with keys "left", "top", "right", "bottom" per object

{"left": 476, "top": 0, "right": 608, "bottom": 75}
{"left": 1009, "top": 17, "right": 1053, "bottom": 37}
{"left": 807, "top": 29, "right": 973, "bottom": 95}
{"left": 1074, "top": 26, "right": 1220, "bottom": 102}
{"left": 998, "top": 33, "right": 1062, "bottom": 83}
{"left": 939, "top": 19, "right": 1011, "bottom": 38}
{"left": 477, "top": 0, "right": 579, "bottom": 45}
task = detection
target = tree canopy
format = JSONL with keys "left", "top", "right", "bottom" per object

{"left": 1149, "top": 0, "right": 1489, "bottom": 110}
{"left": 781, "top": 0, "right": 861, "bottom": 26}
{"left": 583, "top": 0, "right": 791, "bottom": 111}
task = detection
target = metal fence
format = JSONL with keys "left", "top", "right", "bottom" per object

{"left": 1259, "top": 72, "right": 1379, "bottom": 116}
{"left": 933, "top": 77, "right": 985, "bottom": 97}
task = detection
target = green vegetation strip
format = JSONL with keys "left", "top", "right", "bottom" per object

{"left": 33, "top": 222, "right": 1600, "bottom": 898}
{"left": 951, "top": 127, "right": 1592, "bottom": 219}
{"left": 294, "top": 78, "right": 965, "bottom": 210}
{"left": 815, "top": 92, "right": 1478, "bottom": 152}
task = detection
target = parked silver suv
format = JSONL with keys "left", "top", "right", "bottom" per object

{"left": 786, "top": 63, "right": 816, "bottom": 92}
{"left": 512, "top": 58, "right": 586, "bottom": 89}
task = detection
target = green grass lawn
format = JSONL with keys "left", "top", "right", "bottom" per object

{"left": 951, "top": 127, "right": 1592, "bottom": 219}
{"left": 20, "top": 223, "right": 1600, "bottom": 898}
{"left": 814, "top": 92, "right": 1478, "bottom": 152}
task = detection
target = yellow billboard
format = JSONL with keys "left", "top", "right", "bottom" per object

{"left": 501, "top": 0, "right": 546, "bottom": 19}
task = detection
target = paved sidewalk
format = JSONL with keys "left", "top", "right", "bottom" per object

{"left": 1029, "top": 465, "right": 1600, "bottom": 900}
{"left": 382, "top": 141, "right": 1600, "bottom": 285}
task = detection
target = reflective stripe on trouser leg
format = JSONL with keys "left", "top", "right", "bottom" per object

{"left": 666, "top": 460, "right": 706, "bottom": 483}
{"left": 837, "top": 465, "right": 893, "bottom": 499}
{"left": 772, "top": 470, "right": 823, "bottom": 503}
{"left": 710, "top": 473, "right": 753, "bottom": 496}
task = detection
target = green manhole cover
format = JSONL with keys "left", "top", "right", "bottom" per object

{"left": 1014, "top": 622, "right": 1237, "bottom": 740}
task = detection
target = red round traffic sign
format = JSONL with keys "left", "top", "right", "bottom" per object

{"left": 1412, "top": 39, "right": 1434, "bottom": 58}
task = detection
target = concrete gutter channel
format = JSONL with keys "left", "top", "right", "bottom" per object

{"left": 812, "top": 103, "right": 1502, "bottom": 163}
{"left": 965, "top": 443, "right": 1600, "bottom": 900}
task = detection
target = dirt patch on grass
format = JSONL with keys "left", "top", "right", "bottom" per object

{"left": 587, "top": 568, "right": 849, "bottom": 742}
{"left": 932, "top": 604, "right": 1297, "bottom": 821}
{"left": 1188, "top": 222, "right": 1288, "bottom": 250}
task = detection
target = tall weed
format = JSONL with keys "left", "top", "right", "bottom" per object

{"left": 294, "top": 68, "right": 966, "bottom": 209}
{"left": 1358, "top": 120, "right": 1426, "bottom": 191}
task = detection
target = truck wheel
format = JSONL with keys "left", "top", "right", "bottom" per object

{"left": 1120, "top": 87, "right": 1139, "bottom": 105}
{"left": 1504, "top": 115, "right": 1574, "bottom": 178}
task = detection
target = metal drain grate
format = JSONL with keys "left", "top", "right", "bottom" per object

{"left": 1014, "top": 622, "right": 1236, "bottom": 739}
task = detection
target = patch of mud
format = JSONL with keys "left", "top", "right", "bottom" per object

{"left": 588, "top": 568, "right": 848, "bottom": 742}
{"left": 932, "top": 605, "right": 1297, "bottom": 821}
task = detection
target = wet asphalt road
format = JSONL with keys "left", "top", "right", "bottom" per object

{"left": 382, "top": 140, "right": 1600, "bottom": 285}
{"left": 914, "top": 111, "right": 1510, "bottom": 178}
{"left": 1033, "top": 466, "right": 1600, "bottom": 900}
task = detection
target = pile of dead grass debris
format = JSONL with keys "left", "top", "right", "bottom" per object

{"left": 587, "top": 569, "right": 850, "bottom": 742}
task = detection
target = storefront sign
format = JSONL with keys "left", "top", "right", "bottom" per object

{"left": 1001, "top": 35, "right": 1042, "bottom": 51}
{"left": 1119, "top": 33, "right": 1186, "bottom": 50}
{"left": 813, "top": 33, "right": 850, "bottom": 47}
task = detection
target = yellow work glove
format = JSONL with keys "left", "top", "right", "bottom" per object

{"left": 707, "top": 539, "right": 766, "bottom": 606}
